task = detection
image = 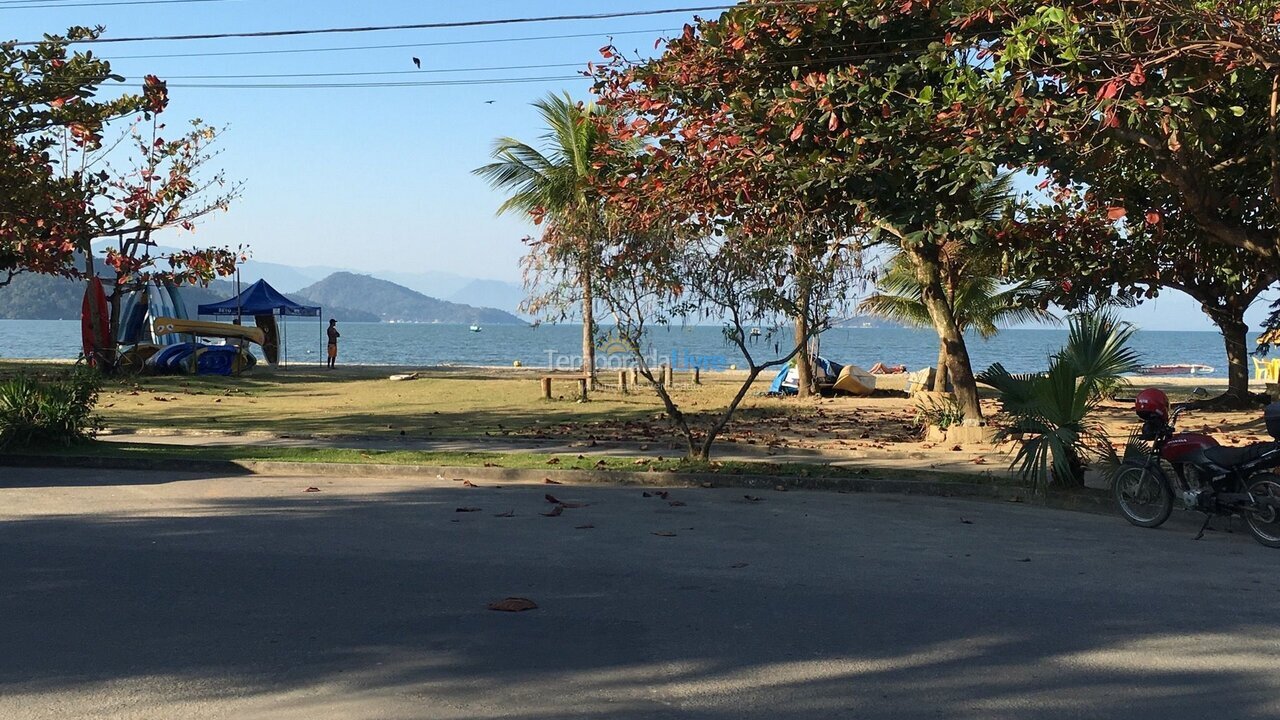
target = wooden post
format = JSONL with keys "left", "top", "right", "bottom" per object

{"left": 618, "top": 370, "right": 629, "bottom": 394}
{"left": 693, "top": 367, "right": 701, "bottom": 385}
{"left": 576, "top": 377, "right": 589, "bottom": 401}
{"left": 631, "top": 368, "right": 639, "bottom": 386}
{"left": 663, "top": 364, "right": 673, "bottom": 386}
{"left": 541, "top": 377, "right": 552, "bottom": 400}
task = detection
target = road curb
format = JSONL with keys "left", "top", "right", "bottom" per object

{"left": 0, "top": 452, "right": 1112, "bottom": 515}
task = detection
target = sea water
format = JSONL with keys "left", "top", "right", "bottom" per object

{"left": 0, "top": 319, "right": 1252, "bottom": 376}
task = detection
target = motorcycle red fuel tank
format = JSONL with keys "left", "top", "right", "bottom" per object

{"left": 1161, "top": 432, "right": 1220, "bottom": 462}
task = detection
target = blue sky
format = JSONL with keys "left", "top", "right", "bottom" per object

{"left": 6, "top": 0, "right": 1272, "bottom": 332}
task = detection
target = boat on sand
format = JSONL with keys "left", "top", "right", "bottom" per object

{"left": 1135, "top": 364, "right": 1214, "bottom": 376}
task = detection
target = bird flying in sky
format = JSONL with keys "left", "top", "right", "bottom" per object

{"left": 411, "top": 57, "right": 421, "bottom": 69}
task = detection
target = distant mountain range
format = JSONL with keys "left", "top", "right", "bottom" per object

{"left": 296, "top": 273, "right": 525, "bottom": 325}
{"left": 234, "top": 258, "right": 530, "bottom": 318}
{"left": 0, "top": 268, "right": 523, "bottom": 325}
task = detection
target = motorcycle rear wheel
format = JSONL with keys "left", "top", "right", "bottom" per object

{"left": 1114, "top": 463, "right": 1173, "bottom": 528}
{"left": 1244, "top": 478, "right": 1280, "bottom": 548}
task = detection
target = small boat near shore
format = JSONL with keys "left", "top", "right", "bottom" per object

{"left": 469, "top": 324, "right": 482, "bottom": 333}
{"left": 1135, "top": 363, "right": 1215, "bottom": 376}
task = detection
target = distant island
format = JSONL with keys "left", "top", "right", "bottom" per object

{"left": 0, "top": 270, "right": 523, "bottom": 325}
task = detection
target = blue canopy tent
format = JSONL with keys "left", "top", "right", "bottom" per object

{"left": 197, "top": 279, "right": 322, "bottom": 367}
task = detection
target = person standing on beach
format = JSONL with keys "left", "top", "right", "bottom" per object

{"left": 326, "top": 319, "right": 340, "bottom": 369}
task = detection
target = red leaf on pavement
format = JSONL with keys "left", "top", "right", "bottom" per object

{"left": 488, "top": 597, "right": 538, "bottom": 612}
{"left": 542, "top": 505, "right": 564, "bottom": 517}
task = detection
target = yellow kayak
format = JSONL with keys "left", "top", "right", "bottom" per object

{"left": 152, "top": 317, "right": 265, "bottom": 346}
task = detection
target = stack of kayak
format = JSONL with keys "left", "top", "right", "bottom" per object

{"left": 145, "top": 342, "right": 256, "bottom": 376}
{"left": 136, "top": 318, "right": 262, "bottom": 376}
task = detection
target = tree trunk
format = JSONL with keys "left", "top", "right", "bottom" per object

{"left": 794, "top": 313, "right": 812, "bottom": 397}
{"left": 932, "top": 342, "right": 949, "bottom": 393}
{"left": 580, "top": 263, "right": 595, "bottom": 384}
{"left": 1213, "top": 311, "right": 1253, "bottom": 404}
{"left": 907, "top": 246, "right": 982, "bottom": 422}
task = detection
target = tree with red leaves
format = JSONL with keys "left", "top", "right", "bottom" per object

{"left": 2, "top": 29, "right": 243, "bottom": 368}
{"left": 590, "top": 0, "right": 1017, "bottom": 422}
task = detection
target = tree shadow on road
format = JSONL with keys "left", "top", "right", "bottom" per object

{"left": 1, "top": 478, "right": 1277, "bottom": 719}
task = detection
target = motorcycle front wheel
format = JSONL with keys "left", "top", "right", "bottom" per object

{"left": 1114, "top": 463, "right": 1173, "bottom": 528}
{"left": 1244, "top": 477, "right": 1280, "bottom": 548}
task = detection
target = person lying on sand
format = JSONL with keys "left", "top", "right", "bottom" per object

{"left": 868, "top": 362, "right": 907, "bottom": 375}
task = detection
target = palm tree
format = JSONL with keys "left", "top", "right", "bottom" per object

{"left": 473, "top": 92, "right": 609, "bottom": 381}
{"left": 859, "top": 251, "right": 1057, "bottom": 392}
{"left": 978, "top": 310, "right": 1142, "bottom": 489}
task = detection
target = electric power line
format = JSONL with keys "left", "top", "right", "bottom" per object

{"left": 106, "top": 27, "right": 683, "bottom": 61}
{"left": 13, "top": 1, "right": 820, "bottom": 45}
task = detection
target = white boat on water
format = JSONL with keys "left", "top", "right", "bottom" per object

{"left": 1136, "top": 364, "right": 1214, "bottom": 376}
{"left": 469, "top": 324, "right": 482, "bottom": 333}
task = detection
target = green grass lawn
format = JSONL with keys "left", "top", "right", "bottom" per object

{"left": 11, "top": 440, "right": 1016, "bottom": 486}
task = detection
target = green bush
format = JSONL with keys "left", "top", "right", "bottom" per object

{"left": 0, "top": 369, "right": 103, "bottom": 448}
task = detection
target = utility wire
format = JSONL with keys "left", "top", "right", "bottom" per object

{"left": 163, "top": 75, "right": 586, "bottom": 89}
{"left": 14, "top": 1, "right": 820, "bottom": 45}
{"left": 106, "top": 27, "right": 682, "bottom": 60}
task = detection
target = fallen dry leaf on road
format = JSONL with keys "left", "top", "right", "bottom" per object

{"left": 642, "top": 491, "right": 652, "bottom": 497}
{"left": 546, "top": 457, "right": 561, "bottom": 465}
{"left": 559, "top": 502, "right": 589, "bottom": 509}
{"left": 961, "top": 518, "right": 974, "bottom": 525}
{"left": 970, "top": 457, "right": 987, "bottom": 465}
{"left": 483, "top": 462, "right": 502, "bottom": 468}
{"left": 304, "top": 487, "right": 321, "bottom": 493}
{"left": 493, "top": 511, "right": 515, "bottom": 518}
{"left": 545, "top": 494, "right": 561, "bottom": 504}
{"left": 463, "top": 480, "right": 479, "bottom": 488}
{"left": 730, "top": 563, "right": 748, "bottom": 569}
{"left": 542, "top": 506, "right": 564, "bottom": 517}
{"left": 543, "top": 478, "right": 562, "bottom": 485}
{"left": 655, "top": 491, "right": 670, "bottom": 500}
{"left": 774, "top": 485, "right": 788, "bottom": 492}
{"left": 744, "top": 495, "right": 764, "bottom": 502}
{"left": 652, "top": 531, "right": 677, "bottom": 537}
{"left": 488, "top": 597, "right": 538, "bottom": 612}
{"left": 575, "top": 524, "right": 595, "bottom": 530}
{"left": 668, "top": 501, "right": 687, "bottom": 507}
{"left": 455, "top": 507, "right": 482, "bottom": 513}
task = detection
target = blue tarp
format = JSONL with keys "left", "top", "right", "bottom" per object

{"left": 197, "top": 279, "right": 321, "bottom": 318}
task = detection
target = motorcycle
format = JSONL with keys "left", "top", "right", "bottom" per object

{"left": 1113, "top": 388, "right": 1280, "bottom": 548}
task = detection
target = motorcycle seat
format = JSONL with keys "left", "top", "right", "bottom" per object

{"left": 1203, "top": 443, "right": 1277, "bottom": 469}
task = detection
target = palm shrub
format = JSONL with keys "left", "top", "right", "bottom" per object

{"left": 0, "top": 369, "right": 103, "bottom": 448}
{"left": 977, "top": 311, "right": 1140, "bottom": 489}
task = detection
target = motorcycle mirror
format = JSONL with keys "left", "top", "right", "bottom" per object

{"left": 1191, "top": 387, "right": 1209, "bottom": 398}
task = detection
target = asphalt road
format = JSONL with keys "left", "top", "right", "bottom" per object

{"left": 1, "top": 468, "right": 1277, "bottom": 719}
